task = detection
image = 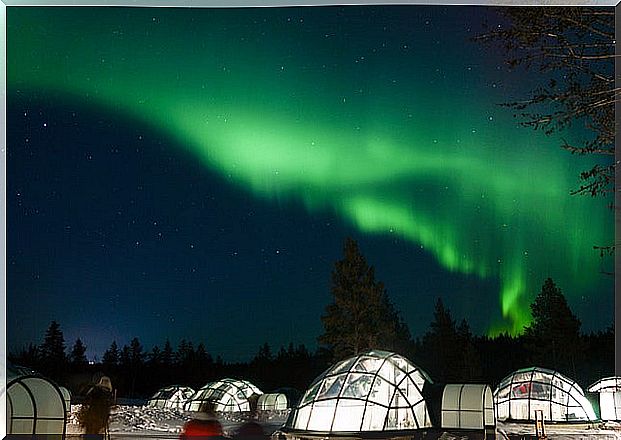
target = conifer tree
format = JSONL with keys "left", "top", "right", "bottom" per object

{"left": 161, "top": 339, "right": 174, "bottom": 366}
{"left": 524, "top": 278, "right": 582, "bottom": 375}
{"left": 177, "top": 339, "right": 195, "bottom": 366}
{"left": 70, "top": 338, "right": 88, "bottom": 367}
{"left": 38, "top": 321, "right": 67, "bottom": 380}
{"left": 420, "top": 298, "right": 463, "bottom": 382}
{"left": 149, "top": 346, "right": 162, "bottom": 365}
{"left": 319, "top": 237, "right": 411, "bottom": 360}
{"left": 194, "top": 342, "right": 213, "bottom": 368}
{"left": 119, "top": 344, "right": 131, "bottom": 369}
{"left": 102, "top": 341, "right": 120, "bottom": 367}
{"left": 40, "top": 321, "right": 66, "bottom": 363}
{"left": 128, "top": 337, "right": 145, "bottom": 372}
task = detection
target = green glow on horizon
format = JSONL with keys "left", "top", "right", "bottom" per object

{"left": 7, "top": 7, "right": 613, "bottom": 335}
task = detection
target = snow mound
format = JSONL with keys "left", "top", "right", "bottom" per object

{"left": 68, "top": 404, "right": 289, "bottom": 436}
{"left": 110, "top": 405, "right": 190, "bottom": 433}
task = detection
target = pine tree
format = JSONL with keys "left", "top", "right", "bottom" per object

{"left": 38, "top": 321, "right": 67, "bottom": 380}
{"left": 102, "top": 341, "right": 120, "bottom": 367}
{"left": 149, "top": 346, "right": 162, "bottom": 365}
{"left": 40, "top": 320, "right": 67, "bottom": 375}
{"left": 176, "top": 339, "right": 194, "bottom": 366}
{"left": 70, "top": 338, "right": 88, "bottom": 367}
{"left": 126, "top": 338, "right": 145, "bottom": 398}
{"left": 256, "top": 342, "right": 273, "bottom": 361}
{"left": 40, "top": 321, "right": 66, "bottom": 362}
{"left": 457, "top": 319, "right": 482, "bottom": 381}
{"left": 319, "top": 237, "right": 412, "bottom": 360}
{"left": 129, "top": 337, "right": 145, "bottom": 367}
{"left": 195, "top": 343, "right": 213, "bottom": 366}
{"left": 524, "top": 278, "right": 582, "bottom": 375}
{"left": 420, "top": 298, "right": 464, "bottom": 382}
{"left": 119, "top": 344, "right": 131, "bottom": 369}
{"left": 161, "top": 339, "right": 174, "bottom": 366}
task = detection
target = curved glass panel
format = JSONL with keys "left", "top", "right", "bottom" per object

{"left": 184, "top": 378, "right": 262, "bottom": 413}
{"left": 589, "top": 377, "right": 621, "bottom": 421}
{"left": 493, "top": 367, "right": 596, "bottom": 422}
{"left": 287, "top": 350, "right": 433, "bottom": 433}
{"left": 7, "top": 374, "right": 66, "bottom": 436}
{"left": 148, "top": 385, "right": 195, "bottom": 409}
{"left": 257, "top": 393, "right": 288, "bottom": 410}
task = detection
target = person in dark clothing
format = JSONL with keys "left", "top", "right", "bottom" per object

{"left": 78, "top": 376, "right": 114, "bottom": 440}
{"left": 233, "top": 394, "right": 267, "bottom": 440}
{"left": 233, "top": 420, "right": 266, "bottom": 440}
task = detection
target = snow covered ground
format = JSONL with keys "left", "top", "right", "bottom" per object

{"left": 67, "top": 404, "right": 290, "bottom": 439}
{"left": 66, "top": 405, "right": 621, "bottom": 440}
{"left": 497, "top": 421, "right": 621, "bottom": 440}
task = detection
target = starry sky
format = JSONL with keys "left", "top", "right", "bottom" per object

{"left": 7, "top": 5, "right": 614, "bottom": 362}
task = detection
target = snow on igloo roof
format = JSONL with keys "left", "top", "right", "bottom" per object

{"left": 589, "top": 377, "right": 621, "bottom": 393}
{"left": 150, "top": 385, "right": 195, "bottom": 400}
{"left": 494, "top": 367, "right": 596, "bottom": 422}
{"left": 184, "top": 378, "right": 262, "bottom": 412}
{"left": 287, "top": 350, "right": 434, "bottom": 433}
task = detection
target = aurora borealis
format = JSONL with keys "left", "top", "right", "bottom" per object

{"left": 7, "top": 6, "right": 613, "bottom": 360}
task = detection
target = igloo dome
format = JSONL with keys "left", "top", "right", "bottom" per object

{"left": 184, "top": 378, "right": 262, "bottom": 412}
{"left": 148, "top": 385, "right": 195, "bottom": 410}
{"left": 494, "top": 367, "right": 596, "bottom": 422}
{"left": 286, "top": 350, "right": 434, "bottom": 433}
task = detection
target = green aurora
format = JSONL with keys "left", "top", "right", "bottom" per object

{"left": 7, "top": 7, "right": 613, "bottom": 334}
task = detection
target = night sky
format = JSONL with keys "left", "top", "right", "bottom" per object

{"left": 7, "top": 5, "right": 614, "bottom": 362}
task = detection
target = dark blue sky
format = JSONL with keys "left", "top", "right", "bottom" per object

{"left": 7, "top": 5, "right": 613, "bottom": 362}
{"left": 8, "top": 94, "right": 501, "bottom": 361}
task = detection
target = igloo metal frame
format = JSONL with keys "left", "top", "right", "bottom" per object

{"left": 148, "top": 385, "right": 195, "bottom": 409}
{"left": 588, "top": 377, "right": 621, "bottom": 421}
{"left": 184, "top": 378, "right": 262, "bottom": 412}
{"left": 6, "top": 372, "right": 68, "bottom": 438}
{"left": 494, "top": 367, "right": 596, "bottom": 422}
{"left": 286, "top": 350, "right": 433, "bottom": 434}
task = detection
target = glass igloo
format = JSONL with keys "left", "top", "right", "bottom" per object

{"left": 258, "top": 393, "right": 289, "bottom": 410}
{"left": 588, "top": 377, "right": 621, "bottom": 421}
{"left": 286, "top": 350, "right": 433, "bottom": 433}
{"left": 148, "top": 385, "right": 195, "bottom": 410}
{"left": 494, "top": 367, "right": 596, "bottom": 422}
{"left": 6, "top": 365, "right": 68, "bottom": 438}
{"left": 184, "top": 378, "right": 263, "bottom": 412}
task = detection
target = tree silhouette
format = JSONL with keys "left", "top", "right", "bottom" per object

{"left": 39, "top": 321, "right": 67, "bottom": 379}
{"left": 127, "top": 337, "right": 145, "bottom": 397}
{"left": 70, "top": 338, "right": 88, "bottom": 368}
{"left": 40, "top": 321, "right": 66, "bottom": 362}
{"left": 177, "top": 339, "right": 195, "bottom": 367}
{"left": 319, "top": 237, "right": 411, "bottom": 360}
{"left": 419, "top": 298, "right": 464, "bottom": 382}
{"left": 457, "top": 319, "right": 483, "bottom": 381}
{"left": 148, "top": 346, "right": 162, "bottom": 365}
{"left": 524, "top": 278, "right": 582, "bottom": 376}
{"left": 476, "top": 7, "right": 615, "bottom": 202}
{"left": 161, "top": 339, "right": 174, "bottom": 367}
{"left": 102, "top": 341, "right": 119, "bottom": 367}
{"left": 9, "top": 343, "right": 40, "bottom": 369}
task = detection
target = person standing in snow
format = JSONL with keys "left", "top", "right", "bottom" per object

{"left": 78, "top": 375, "right": 114, "bottom": 440}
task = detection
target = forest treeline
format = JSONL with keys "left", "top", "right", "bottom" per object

{"left": 9, "top": 316, "right": 613, "bottom": 400}
{"left": 9, "top": 238, "right": 614, "bottom": 399}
